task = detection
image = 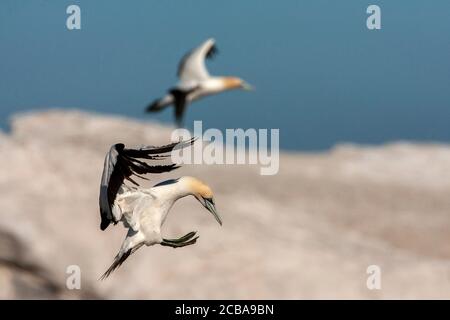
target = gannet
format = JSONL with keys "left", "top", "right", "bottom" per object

{"left": 146, "top": 38, "right": 253, "bottom": 127}
{"left": 98, "top": 139, "right": 222, "bottom": 279}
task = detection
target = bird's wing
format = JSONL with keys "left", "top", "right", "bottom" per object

{"left": 169, "top": 87, "right": 199, "bottom": 128}
{"left": 115, "top": 190, "right": 153, "bottom": 232}
{"left": 177, "top": 38, "right": 218, "bottom": 85}
{"left": 99, "top": 139, "right": 194, "bottom": 231}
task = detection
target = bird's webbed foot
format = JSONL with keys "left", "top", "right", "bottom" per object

{"left": 161, "top": 231, "right": 199, "bottom": 248}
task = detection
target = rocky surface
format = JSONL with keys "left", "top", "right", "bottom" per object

{"left": 1, "top": 109, "right": 449, "bottom": 299}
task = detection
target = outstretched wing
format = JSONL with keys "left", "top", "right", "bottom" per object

{"left": 177, "top": 38, "right": 218, "bottom": 85}
{"left": 99, "top": 139, "right": 194, "bottom": 231}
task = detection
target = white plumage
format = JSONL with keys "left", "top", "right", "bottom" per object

{"left": 146, "top": 38, "right": 253, "bottom": 127}
{"left": 98, "top": 141, "right": 221, "bottom": 279}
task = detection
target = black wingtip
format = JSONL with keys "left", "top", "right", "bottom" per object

{"left": 100, "top": 221, "right": 109, "bottom": 231}
{"left": 146, "top": 100, "right": 162, "bottom": 113}
{"left": 100, "top": 215, "right": 110, "bottom": 231}
{"left": 146, "top": 103, "right": 155, "bottom": 113}
{"left": 114, "top": 143, "right": 125, "bottom": 152}
{"left": 206, "top": 44, "right": 218, "bottom": 59}
{"left": 172, "top": 137, "right": 196, "bottom": 151}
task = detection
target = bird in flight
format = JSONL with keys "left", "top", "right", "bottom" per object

{"left": 98, "top": 139, "right": 222, "bottom": 279}
{"left": 146, "top": 38, "right": 253, "bottom": 127}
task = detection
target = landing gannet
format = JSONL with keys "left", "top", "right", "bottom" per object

{"left": 98, "top": 139, "right": 222, "bottom": 279}
{"left": 146, "top": 38, "right": 253, "bottom": 127}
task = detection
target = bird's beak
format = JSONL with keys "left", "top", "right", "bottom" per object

{"left": 241, "top": 82, "right": 254, "bottom": 91}
{"left": 204, "top": 198, "right": 222, "bottom": 226}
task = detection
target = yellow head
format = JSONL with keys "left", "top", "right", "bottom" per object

{"left": 181, "top": 176, "right": 211, "bottom": 198}
{"left": 180, "top": 176, "right": 222, "bottom": 225}
{"left": 222, "top": 77, "right": 254, "bottom": 91}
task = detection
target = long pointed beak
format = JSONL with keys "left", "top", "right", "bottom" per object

{"left": 204, "top": 199, "right": 222, "bottom": 226}
{"left": 241, "top": 82, "right": 254, "bottom": 91}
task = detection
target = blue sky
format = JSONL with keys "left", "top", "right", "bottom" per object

{"left": 1, "top": 1, "right": 449, "bottom": 150}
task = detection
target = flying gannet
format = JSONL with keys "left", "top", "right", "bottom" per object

{"left": 98, "top": 139, "right": 222, "bottom": 279}
{"left": 146, "top": 38, "right": 253, "bottom": 127}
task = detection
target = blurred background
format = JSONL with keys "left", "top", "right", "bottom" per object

{"left": 1, "top": 1, "right": 450, "bottom": 299}
{"left": 2, "top": 0, "right": 450, "bottom": 150}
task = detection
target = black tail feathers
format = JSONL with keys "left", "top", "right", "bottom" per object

{"left": 146, "top": 99, "right": 164, "bottom": 112}
{"left": 99, "top": 249, "right": 132, "bottom": 280}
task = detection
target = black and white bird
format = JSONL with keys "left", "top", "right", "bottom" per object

{"left": 146, "top": 38, "right": 253, "bottom": 127}
{"left": 98, "top": 139, "right": 222, "bottom": 279}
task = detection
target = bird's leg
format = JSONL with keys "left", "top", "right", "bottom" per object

{"left": 161, "top": 232, "right": 199, "bottom": 248}
{"left": 163, "top": 231, "right": 197, "bottom": 244}
{"left": 161, "top": 237, "right": 198, "bottom": 248}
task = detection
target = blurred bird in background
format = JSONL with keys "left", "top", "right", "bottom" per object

{"left": 98, "top": 139, "right": 222, "bottom": 279}
{"left": 146, "top": 38, "right": 253, "bottom": 127}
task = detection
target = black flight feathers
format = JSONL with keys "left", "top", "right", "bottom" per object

{"left": 99, "top": 138, "right": 195, "bottom": 231}
{"left": 205, "top": 43, "right": 218, "bottom": 60}
{"left": 177, "top": 43, "right": 218, "bottom": 78}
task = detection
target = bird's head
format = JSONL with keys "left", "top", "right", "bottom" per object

{"left": 180, "top": 176, "right": 222, "bottom": 226}
{"left": 222, "top": 77, "right": 254, "bottom": 91}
